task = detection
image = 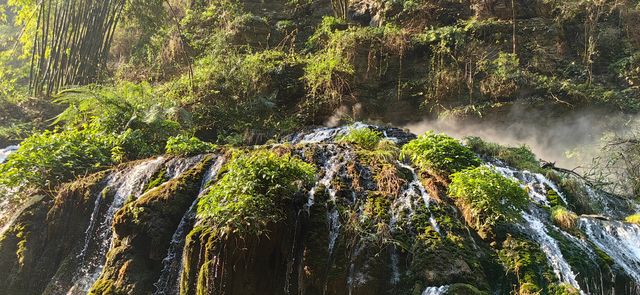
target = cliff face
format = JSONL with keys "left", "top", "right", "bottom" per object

{"left": 0, "top": 124, "right": 638, "bottom": 295}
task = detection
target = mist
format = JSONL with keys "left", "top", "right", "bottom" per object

{"left": 402, "top": 104, "right": 638, "bottom": 170}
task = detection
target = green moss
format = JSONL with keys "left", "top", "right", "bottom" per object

{"left": 402, "top": 132, "right": 481, "bottom": 176}
{"left": 550, "top": 206, "right": 578, "bottom": 231}
{"left": 363, "top": 192, "right": 392, "bottom": 223}
{"left": 546, "top": 227, "right": 614, "bottom": 292}
{"left": 549, "top": 283, "right": 581, "bottom": 295}
{"left": 498, "top": 235, "right": 557, "bottom": 293}
{"left": 143, "top": 169, "right": 168, "bottom": 193}
{"left": 547, "top": 189, "right": 566, "bottom": 208}
{"left": 446, "top": 283, "right": 485, "bottom": 295}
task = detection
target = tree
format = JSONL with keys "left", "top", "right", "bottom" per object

{"left": 331, "top": 0, "right": 348, "bottom": 20}
{"left": 29, "top": 0, "right": 126, "bottom": 96}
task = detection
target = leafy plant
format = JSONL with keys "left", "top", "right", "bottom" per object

{"left": 337, "top": 127, "right": 383, "bottom": 150}
{"left": 55, "top": 82, "right": 185, "bottom": 160}
{"left": 165, "top": 135, "right": 217, "bottom": 156}
{"left": 197, "top": 150, "right": 316, "bottom": 237}
{"left": 402, "top": 131, "right": 481, "bottom": 175}
{"left": 0, "top": 126, "right": 116, "bottom": 190}
{"left": 449, "top": 166, "right": 528, "bottom": 236}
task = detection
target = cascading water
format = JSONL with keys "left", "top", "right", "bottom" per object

{"left": 306, "top": 144, "right": 343, "bottom": 209}
{"left": 492, "top": 164, "right": 568, "bottom": 206}
{"left": 397, "top": 162, "right": 440, "bottom": 234}
{"left": 580, "top": 217, "right": 640, "bottom": 284}
{"left": 493, "top": 164, "right": 586, "bottom": 293}
{"left": 65, "top": 157, "right": 166, "bottom": 294}
{"left": 421, "top": 285, "right": 449, "bottom": 295}
{"left": 0, "top": 145, "right": 18, "bottom": 164}
{"left": 153, "top": 155, "right": 226, "bottom": 295}
{"left": 521, "top": 211, "right": 584, "bottom": 293}
{"left": 65, "top": 156, "right": 200, "bottom": 294}
{"left": 289, "top": 123, "right": 370, "bottom": 144}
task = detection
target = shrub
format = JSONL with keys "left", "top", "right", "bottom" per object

{"left": 626, "top": 214, "right": 640, "bottom": 224}
{"left": 197, "top": 150, "right": 316, "bottom": 237}
{"left": 551, "top": 206, "right": 578, "bottom": 231}
{"left": 0, "top": 126, "right": 116, "bottom": 189}
{"left": 449, "top": 166, "right": 528, "bottom": 236}
{"left": 165, "top": 135, "right": 217, "bottom": 156}
{"left": 54, "top": 82, "right": 183, "bottom": 160}
{"left": 464, "top": 136, "right": 541, "bottom": 172}
{"left": 337, "top": 127, "right": 382, "bottom": 150}
{"left": 402, "top": 131, "right": 481, "bottom": 175}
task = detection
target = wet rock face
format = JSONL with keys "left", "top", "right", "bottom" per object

{"left": 0, "top": 125, "right": 640, "bottom": 295}
{"left": 90, "top": 158, "right": 214, "bottom": 295}
{"left": 0, "top": 171, "right": 110, "bottom": 295}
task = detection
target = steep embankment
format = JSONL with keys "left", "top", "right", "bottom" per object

{"left": 0, "top": 124, "right": 639, "bottom": 295}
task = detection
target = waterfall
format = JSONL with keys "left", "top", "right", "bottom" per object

{"left": 492, "top": 164, "right": 567, "bottom": 206}
{"left": 422, "top": 285, "right": 449, "bottom": 295}
{"left": 289, "top": 123, "right": 368, "bottom": 144}
{"left": 521, "top": 212, "right": 584, "bottom": 293}
{"left": 0, "top": 145, "right": 18, "bottom": 164}
{"left": 397, "top": 162, "right": 440, "bottom": 234}
{"left": 153, "top": 155, "right": 225, "bottom": 295}
{"left": 580, "top": 217, "right": 640, "bottom": 284}
{"left": 492, "top": 163, "right": 585, "bottom": 293}
{"left": 66, "top": 156, "right": 199, "bottom": 294}
{"left": 287, "top": 122, "right": 408, "bottom": 145}
{"left": 306, "top": 144, "right": 343, "bottom": 209}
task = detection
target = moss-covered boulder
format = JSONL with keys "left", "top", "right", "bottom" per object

{"left": 89, "top": 157, "right": 214, "bottom": 295}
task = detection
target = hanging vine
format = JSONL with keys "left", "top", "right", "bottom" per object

{"left": 29, "top": 0, "right": 126, "bottom": 96}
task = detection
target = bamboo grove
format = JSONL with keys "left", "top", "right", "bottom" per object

{"left": 29, "top": 0, "right": 125, "bottom": 96}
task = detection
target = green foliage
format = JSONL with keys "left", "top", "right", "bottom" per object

{"left": 448, "top": 166, "right": 528, "bottom": 234}
{"left": 626, "top": 214, "right": 640, "bottom": 224}
{"left": 480, "top": 52, "right": 521, "bottom": 99}
{"left": 197, "top": 150, "right": 316, "bottom": 237}
{"left": 337, "top": 127, "right": 382, "bottom": 150}
{"left": 402, "top": 131, "right": 481, "bottom": 175}
{"left": 303, "top": 46, "right": 354, "bottom": 107}
{"left": 165, "top": 135, "right": 217, "bottom": 156}
{"left": 465, "top": 136, "right": 541, "bottom": 172}
{"left": 54, "top": 82, "right": 184, "bottom": 160}
{"left": 0, "top": 126, "right": 116, "bottom": 189}
{"left": 163, "top": 48, "right": 303, "bottom": 142}
{"left": 550, "top": 206, "right": 578, "bottom": 231}
{"left": 306, "top": 16, "right": 347, "bottom": 50}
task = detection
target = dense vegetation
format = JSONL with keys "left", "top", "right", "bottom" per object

{"left": 0, "top": 0, "right": 639, "bottom": 201}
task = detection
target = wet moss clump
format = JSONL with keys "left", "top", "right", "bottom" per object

{"left": 546, "top": 227, "right": 615, "bottom": 293}
{"left": 498, "top": 235, "right": 557, "bottom": 294}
